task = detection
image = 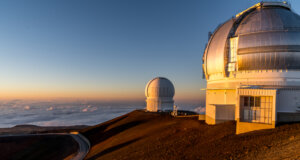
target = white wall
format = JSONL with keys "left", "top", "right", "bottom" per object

{"left": 146, "top": 97, "right": 174, "bottom": 112}
{"left": 206, "top": 89, "right": 236, "bottom": 121}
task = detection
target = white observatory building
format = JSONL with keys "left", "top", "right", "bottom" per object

{"left": 145, "top": 77, "right": 175, "bottom": 112}
{"left": 202, "top": 2, "right": 300, "bottom": 134}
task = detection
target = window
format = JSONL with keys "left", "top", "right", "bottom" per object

{"left": 242, "top": 96, "right": 261, "bottom": 107}
{"left": 243, "top": 96, "right": 249, "bottom": 106}
{"left": 229, "top": 37, "right": 238, "bottom": 62}
{"left": 227, "top": 37, "right": 238, "bottom": 72}
{"left": 250, "top": 97, "right": 254, "bottom": 107}
{"left": 241, "top": 96, "right": 272, "bottom": 124}
{"left": 255, "top": 97, "right": 261, "bottom": 107}
{"left": 227, "top": 63, "right": 236, "bottom": 72}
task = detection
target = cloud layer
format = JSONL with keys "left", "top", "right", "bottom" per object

{"left": 0, "top": 100, "right": 203, "bottom": 128}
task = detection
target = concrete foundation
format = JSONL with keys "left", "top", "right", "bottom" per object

{"left": 205, "top": 115, "right": 233, "bottom": 124}
{"left": 236, "top": 119, "right": 276, "bottom": 134}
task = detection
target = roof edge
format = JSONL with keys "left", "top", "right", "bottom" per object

{"left": 236, "top": 1, "right": 291, "bottom": 18}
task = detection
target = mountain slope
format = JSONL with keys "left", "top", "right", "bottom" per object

{"left": 81, "top": 110, "right": 300, "bottom": 160}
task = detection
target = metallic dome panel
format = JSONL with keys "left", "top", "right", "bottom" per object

{"left": 236, "top": 7, "right": 300, "bottom": 70}
{"left": 235, "top": 7, "right": 300, "bottom": 35}
{"left": 204, "top": 19, "right": 234, "bottom": 76}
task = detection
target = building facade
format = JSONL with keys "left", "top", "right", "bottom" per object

{"left": 202, "top": 2, "right": 300, "bottom": 134}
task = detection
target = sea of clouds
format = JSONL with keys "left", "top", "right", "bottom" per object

{"left": 0, "top": 100, "right": 205, "bottom": 128}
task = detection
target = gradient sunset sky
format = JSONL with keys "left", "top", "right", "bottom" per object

{"left": 1, "top": 0, "right": 300, "bottom": 103}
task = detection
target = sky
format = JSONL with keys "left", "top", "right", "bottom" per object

{"left": 0, "top": 0, "right": 300, "bottom": 104}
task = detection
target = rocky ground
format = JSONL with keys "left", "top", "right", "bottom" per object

{"left": 82, "top": 110, "right": 300, "bottom": 160}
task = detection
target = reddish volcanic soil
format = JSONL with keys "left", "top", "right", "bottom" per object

{"left": 82, "top": 110, "right": 300, "bottom": 160}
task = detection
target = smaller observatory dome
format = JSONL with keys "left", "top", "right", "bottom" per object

{"left": 145, "top": 77, "right": 175, "bottom": 112}
{"left": 145, "top": 77, "right": 175, "bottom": 98}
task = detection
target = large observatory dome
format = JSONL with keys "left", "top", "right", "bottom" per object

{"left": 203, "top": 2, "right": 300, "bottom": 84}
{"left": 203, "top": 1, "right": 300, "bottom": 134}
{"left": 145, "top": 77, "right": 175, "bottom": 98}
